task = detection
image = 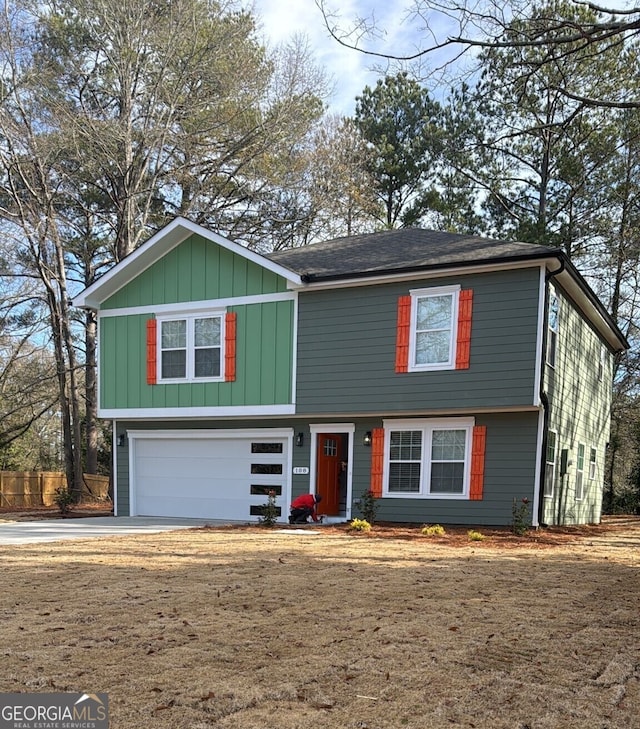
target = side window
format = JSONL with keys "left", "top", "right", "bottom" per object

{"left": 409, "top": 286, "right": 460, "bottom": 371}
{"left": 158, "top": 313, "right": 223, "bottom": 382}
{"left": 588, "top": 447, "right": 597, "bottom": 480}
{"left": 544, "top": 430, "right": 557, "bottom": 497}
{"left": 597, "top": 348, "right": 606, "bottom": 383}
{"left": 575, "top": 443, "right": 585, "bottom": 500}
{"left": 547, "top": 289, "right": 559, "bottom": 367}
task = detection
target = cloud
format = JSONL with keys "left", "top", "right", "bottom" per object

{"left": 252, "top": 0, "right": 392, "bottom": 115}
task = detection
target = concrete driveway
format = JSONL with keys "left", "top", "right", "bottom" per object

{"left": 0, "top": 516, "right": 229, "bottom": 545}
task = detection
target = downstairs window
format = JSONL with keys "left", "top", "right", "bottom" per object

{"left": 384, "top": 419, "right": 474, "bottom": 499}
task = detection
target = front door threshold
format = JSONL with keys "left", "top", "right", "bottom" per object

{"left": 322, "top": 516, "right": 349, "bottom": 525}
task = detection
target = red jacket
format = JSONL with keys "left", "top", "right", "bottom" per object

{"left": 290, "top": 493, "right": 319, "bottom": 521}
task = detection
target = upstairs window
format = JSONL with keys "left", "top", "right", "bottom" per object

{"left": 158, "top": 313, "right": 223, "bottom": 382}
{"left": 597, "top": 348, "right": 606, "bottom": 382}
{"left": 547, "top": 288, "right": 559, "bottom": 367}
{"left": 409, "top": 286, "right": 460, "bottom": 371}
{"left": 589, "top": 447, "right": 597, "bottom": 480}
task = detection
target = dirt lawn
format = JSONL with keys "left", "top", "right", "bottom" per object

{"left": 1, "top": 517, "right": 639, "bottom": 729}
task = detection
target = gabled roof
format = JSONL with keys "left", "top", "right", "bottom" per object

{"left": 72, "top": 217, "right": 302, "bottom": 309}
{"left": 267, "top": 228, "right": 555, "bottom": 281}
{"left": 72, "top": 218, "right": 628, "bottom": 353}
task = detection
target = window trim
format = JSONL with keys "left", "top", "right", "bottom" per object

{"left": 382, "top": 417, "right": 474, "bottom": 500}
{"left": 408, "top": 285, "right": 461, "bottom": 372}
{"left": 156, "top": 310, "right": 225, "bottom": 383}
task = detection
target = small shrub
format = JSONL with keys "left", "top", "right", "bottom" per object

{"left": 467, "top": 529, "right": 486, "bottom": 541}
{"left": 350, "top": 518, "right": 371, "bottom": 532}
{"left": 511, "top": 497, "right": 531, "bottom": 536}
{"left": 257, "top": 490, "right": 279, "bottom": 527}
{"left": 54, "top": 487, "right": 74, "bottom": 516}
{"left": 421, "top": 524, "right": 446, "bottom": 537}
{"left": 359, "top": 489, "right": 378, "bottom": 524}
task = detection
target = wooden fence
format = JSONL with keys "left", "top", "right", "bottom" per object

{"left": 0, "top": 472, "right": 110, "bottom": 507}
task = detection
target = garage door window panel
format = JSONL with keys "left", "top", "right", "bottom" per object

{"left": 251, "top": 484, "right": 283, "bottom": 495}
{"left": 251, "top": 463, "right": 283, "bottom": 474}
{"left": 251, "top": 443, "right": 284, "bottom": 454}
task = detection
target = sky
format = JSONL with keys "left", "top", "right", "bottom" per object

{"left": 252, "top": 0, "right": 425, "bottom": 116}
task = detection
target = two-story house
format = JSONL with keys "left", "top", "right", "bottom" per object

{"left": 73, "top": 218, "right": 628, "bottom": 527}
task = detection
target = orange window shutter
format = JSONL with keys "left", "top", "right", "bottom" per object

{"left": 455, "top": 289, "right": 473, "bottom": 370}
{"left": 469, "top": 425, "right": 486, "bottom": 500}
{"left": 370, "top": 428, "right": 385, "bottom": 498}
{"left": 146, "top": 319, "right": 157, "bottom": 385}
{"left": 395, "top": 295, "right": 412, "bottom": 373}
{"left": 224, "top": 312, "right": 237, "bottom": 382}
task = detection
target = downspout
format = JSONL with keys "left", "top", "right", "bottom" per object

{"left": 537, "top": 258, "right": 565, "bottom": 528}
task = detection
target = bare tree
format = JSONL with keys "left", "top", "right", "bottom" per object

{"left": 318, "top": 0, "right": 640, "bottom": 108}
{"left": 0, "top": 0, "right": 328, "bottom": 492}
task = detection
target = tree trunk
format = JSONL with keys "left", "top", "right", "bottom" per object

{"left": 85, "top": 310, "right": 98, "bottom": 475}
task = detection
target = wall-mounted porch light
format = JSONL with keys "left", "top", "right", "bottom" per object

{"left": 117, "top": 434, "right": 125, "bottom": 447}
{"left": 295, "top": 432, "right": 304, "bottom": 447}
{"left": 363, "top": 431, "right": 372, "bottom": 447}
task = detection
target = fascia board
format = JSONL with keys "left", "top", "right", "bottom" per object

{"left": 73, "top": 217, "right": 302, "bottom": 309}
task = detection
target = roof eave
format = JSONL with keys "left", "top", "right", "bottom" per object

{"left": 296, "top": 248, "right": 557, "bottom": 285}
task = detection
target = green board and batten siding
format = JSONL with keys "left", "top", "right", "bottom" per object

{"left": 98, "top": 234, "right": 294, "bottom": 410}
{"left": 295, "top": 267, "right": 542, "bottom": 414}
{"left": 101, "top": 234, "right": 288, "bottom": 309}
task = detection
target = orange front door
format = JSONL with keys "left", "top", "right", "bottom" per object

{"left": 316, "top": 434, "right": 343, "bottom": 516}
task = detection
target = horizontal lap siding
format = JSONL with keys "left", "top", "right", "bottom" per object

{"left": 365, "top": 413, "right": 540, "bottom": 526}
{"left": 542, "top": 285, "right": 613, "bottom": 525}
{"left": 115, "top": 413, "right": 539, "bottom": 525}
{"left": 296, "top": 269, "right": 541, "bottom": 413}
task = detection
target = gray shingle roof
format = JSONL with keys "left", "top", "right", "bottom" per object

{"left": 267, "top": 228, "right": 557, "bottom": 281}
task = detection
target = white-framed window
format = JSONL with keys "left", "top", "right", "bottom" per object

{"left": 575, "top": 443, "right": 585, "bottom": 501}
{"left": 383, "top": 418, "right": 473, "bottom": 499}
{"left": 588, "top": 447, "right": 597, "bottom": 480}
{"left": 547, "top": 288, "right": 559, "bottom": 367}
{"left": 409, "top": 285, "right": 460, "bottom": 371}
{"left": 157, "top": 311, "right": 224, "bottom": 382}
{"left": 544, "top": 430, "right": 557, "bottom": 498}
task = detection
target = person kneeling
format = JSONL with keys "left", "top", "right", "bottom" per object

{"left": 288, "top": 493, "right": 323, "bottom": 524}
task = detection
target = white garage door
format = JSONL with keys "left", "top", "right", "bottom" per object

{"left": 131, "top": 431, "right": 290, "bottom": 521}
